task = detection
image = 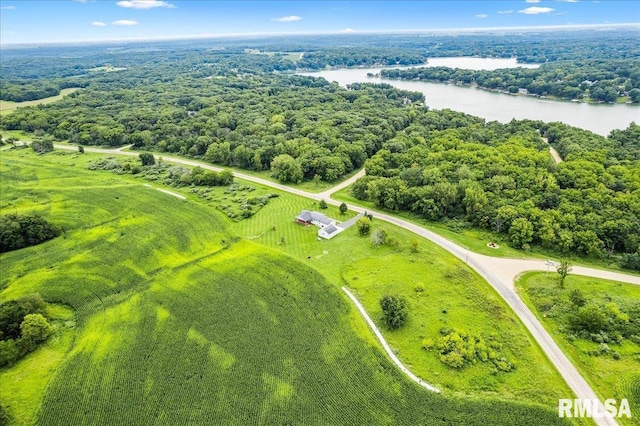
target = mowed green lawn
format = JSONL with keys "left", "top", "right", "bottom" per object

{"left": 0, "top": 88, "right": 80, "bottom": 116}
{"left": 0, "top": 150, "right": 573, "bottom": 425}
{"left": 518, "top": 272, "right": 640, "bottom": 425}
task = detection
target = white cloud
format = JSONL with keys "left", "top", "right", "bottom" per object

{"left": 475, "top": 14, "right": 488, "bottom": 18}
{"left": 1, "top": 5, "right": 16, "bottom": 10}
{"left": 117, "top": 1, "right": 175, "bottom": 9}
{"left": 92, "top": 21, "right": 107, "bottom": 26}
{"left": 519, "top": 6, "right": 555, "bottom": 14}
{"left": 557, "top": 0, "right": 579, "bottom": 2}
{"left": 272, "top": 15, "right": 302, "bottom": 22}
{"left": 497, "top": 10, "right": 513, "bottom": 14}
{"left": 525, "top": 0, "right": 541, "bottom": 3}
{"left": 340, "top": 28, "right": 357, "bottom": 33}
{"left": 113, "top": 19, "right": 139, "bottom": 26}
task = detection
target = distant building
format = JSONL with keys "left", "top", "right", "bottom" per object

{"left": 296, "top": 210, "right": 364, "bottom": 240}
{"left": 518, "top": 88, "right": 529, "bottom": 95}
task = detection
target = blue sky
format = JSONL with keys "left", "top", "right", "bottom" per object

{"left": 1, "top": 1, "right": 638, "bottom": 45}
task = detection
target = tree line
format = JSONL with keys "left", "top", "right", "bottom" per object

{"left": 381, "top": 59, "right": 640, "bottom": 103}
{"left": 2, "top": 73, "right": 423, "bottom": 183}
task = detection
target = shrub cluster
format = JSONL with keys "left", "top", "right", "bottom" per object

{"left": 0, "top": 294, "right": 53, "bottom": 367}
{"left": 0, "top": 213, "right": 61, "bottom": 253}
{"left": 429, "top": 329, "right": 516, "bottom": 373}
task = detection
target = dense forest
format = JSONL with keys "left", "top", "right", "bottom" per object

{"left": 381, "top": 59, "right": 640, "bottom": 102}
{"left": 2, "top": 30, "right": 639, "bottom": 264}
{"left": 2, "top": 74, "right": 422, "bottom": 182}
{"left": 351, "top": 112, "right": 639, "bottom": 264}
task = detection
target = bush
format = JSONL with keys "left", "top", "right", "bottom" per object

{"left": 0, "top": 339, "right": 20, "bottom": 367}
{"left": 569, "top": 289, "right": 586, "bottom": 307}
{"left": 139, "top": 152, "right": 156, "bottom": 166}
{"left": 371, "top": 228, "right": 387, "bottom": 247}
{"left": 356, "top": 217, "right": 372, "bottom": 236}
{"left": 620, "top": 252, "right": 640, "bottom": 271}
{"left": 436, "top": 329, "right": 515, "bottom": 372}
{"left": 20, "top": 313, "right": 52, "bottom": 352}
{"left": 421, "top": 338, "right": 434, "bottom": 350}
{"left": 380, "top": 295, "right": 408, "bottom": 330}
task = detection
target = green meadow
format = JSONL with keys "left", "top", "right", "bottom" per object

{"left": 0, "top": 149, "right": 575, "bottom": 425}
{"left": 0, "top": 88, "right": 80, "bottom": 117}
{"left": 231, "top": 191, "right": 573, "bottom": 406}
{"left": 517, "top": 272, "right": 640, "bottom": 425}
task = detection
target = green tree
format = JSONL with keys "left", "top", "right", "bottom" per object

{"left": 356, "top": 217, "right": 372, "bottom": 236}
{"left": 270, "top": 154, "right": 302, "bottom": 183}
{"left": 339, "top": 202, "right": 348, "bottom": 214}
{"left": 139, "top": 152, "right": 155, "bottom": 166}
{"left": 508, "top": 218, "right": 534, "bottom": 249}
{"left": 319, "top": 199, "right": 328, "bottom": 210}
{"left": 20, "top": 313, "right": 52, "bottom": 351}
{"left": 556, "top": 259, "right": 572, "bottom": 289}
{"left": 31, "top": 138, "right": 53, "bottom": 153}
{"left": 77, "top": 145, "right": 84, "bottom": 154}
{"left": 380, "top": 295, "right": 408, "bottom": 330}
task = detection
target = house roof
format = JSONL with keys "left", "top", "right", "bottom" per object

{"left": 322, "top": 224, "right": 338, "bottom": 235}
{"left": 296, "top": 210, "right": 333, "bottom": 225}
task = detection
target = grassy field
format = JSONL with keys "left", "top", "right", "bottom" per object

{"left": 0, "top": 88, "right": 80, "bottom": 116}
{"left": 230, "top": 184, "right": 575, "bottom": 406}
{"left": 517, "top": 272, "right": 640, "bottom": 425}
{"left": 0, "top": 149, "right": 574, "bottom": 425}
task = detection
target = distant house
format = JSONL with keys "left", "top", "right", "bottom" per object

{"left": 318, "top": 224, "right": 340, "bottom": 240}
{"left": 518, "top": 88, "right": 529, "bottom": 95}
{"left": 296, "top": 210, "right": 365, "bottom": 240}
{"left": 295, "top": 210, "right": 335, "bottom": 228}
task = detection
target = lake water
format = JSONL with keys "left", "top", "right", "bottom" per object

{"left": 298, "top": 57, "right": 638, "bottom": 136}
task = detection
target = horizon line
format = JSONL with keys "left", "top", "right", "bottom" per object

{"left": 2, "top": 22, "right": 639, "bottom": 48}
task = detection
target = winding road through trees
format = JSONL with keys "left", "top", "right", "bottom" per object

{"left": 56, "top": 144, "right": 638, "bottom": 425}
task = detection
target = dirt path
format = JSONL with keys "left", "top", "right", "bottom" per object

{"left": 342, "top": 287, "right": 440, "bottom": 393}
{"left": 54, "top": 143, "right": 635, "bottom": 424}
{"left": 543, "top": 137, "right": 563, "bottom": 164}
